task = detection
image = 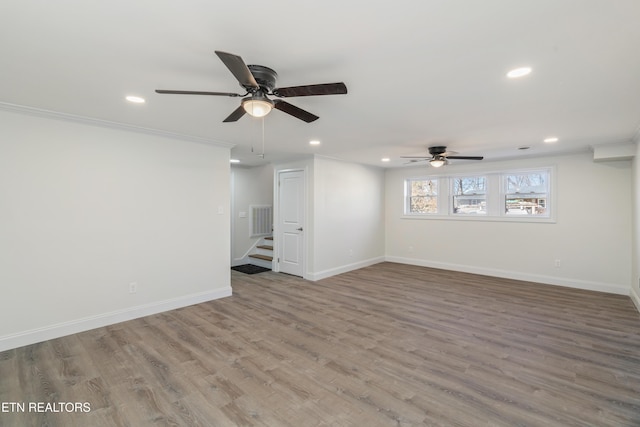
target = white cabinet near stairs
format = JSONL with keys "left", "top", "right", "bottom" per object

{"left": 248, "top": 236, "right": 273, "bottom": 269}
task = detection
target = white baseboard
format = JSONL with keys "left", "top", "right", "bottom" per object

{"left": 630, "top": 286, "right": 640, "bottom": 313}
{"left": 307, "top": 256, "right": 385, "bottom": 281}
{"left": 232, "top": 256, "right": 250, "bottom": 267}
{"left": 0, "top": 287, "right": 232, "bottom": 352}
{"left": 385, "top": 256, "right": 630, "bottom": 295}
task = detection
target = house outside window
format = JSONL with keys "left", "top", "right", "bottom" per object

{"left": 452, "top": 176, "right": 486, "bottom": 215}
{"left": 504, "top": 170, "right": 549, "bottom": 217}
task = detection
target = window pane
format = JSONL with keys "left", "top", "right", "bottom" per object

{"left": 452, "top": 176, "right": 486, "bottom": 214}
{"left": 505, "top": 196, "right": 547, "bottom": 215}
{"left": 407, "top": 179, "right": 437, "bottom": 214}
{"left": 504, "top": 171, "right": 549, "bottom": 216}
{"left": 505, "top": 172, "right": 547, "bottom": 193}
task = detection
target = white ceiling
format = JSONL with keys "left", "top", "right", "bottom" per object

{"left": 2, "top": 0, "right": 639, "bottom": 168}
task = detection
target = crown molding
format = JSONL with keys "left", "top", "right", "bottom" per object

{"left": 0, "top": 101, "right": 235, "bottom": 149}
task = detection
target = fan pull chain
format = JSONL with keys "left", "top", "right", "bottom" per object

{"left": 260, "top": 116, "right": 265, "bottom": 158}
{"left": 250, "top": 117, "right": 266, "bottom": 158}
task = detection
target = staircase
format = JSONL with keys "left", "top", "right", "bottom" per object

{"left": 248, "top": 236, "right": 273, "bottom": 269}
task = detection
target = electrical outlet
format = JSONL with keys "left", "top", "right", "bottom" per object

{"left": 554, "top": 259, "right": 561, "bottom": 268}
{"left": 129, "top": 282, "right": 138, "bottom": 294}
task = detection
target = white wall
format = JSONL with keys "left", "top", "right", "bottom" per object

{"left": 271, "top": 156, "right": 385, "bottom": 281}
{"left": 632, "top": 141, "right": 640, "bottom": 309}
{"left": 230, "top": 164, "right": 274, "bottom": 265}
{"left": 0, "top": 108, "right": 232, "bottom": 351}
{"left": 311, "top": 157, "right": 385, "bottom": 280}
{"left": 385, "top": 152, "right": 632, "bottom": 295}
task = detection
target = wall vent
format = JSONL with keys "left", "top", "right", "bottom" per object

{"left": 250, "top": 205, "right": 272, "bottom": 237}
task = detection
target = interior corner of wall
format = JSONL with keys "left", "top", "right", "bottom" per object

{"left": 630, "top": 285, "right": 640, "bottom": 314}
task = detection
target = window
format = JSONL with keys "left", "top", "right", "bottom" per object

{"left": 406, "top": 178, "right": 438, "bottom": 214}
{"left": 504, "top": 171, "right": 549, "bottom": 217}
{"left": 403, "top": 167, "right": 553, "bottom": 221}
{"left": 451, "top": 176, "right": 486, "bottom": 215}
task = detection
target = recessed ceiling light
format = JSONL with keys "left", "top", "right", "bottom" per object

{"left": 381, "top": 158, "right": 390, "bottom": 162}
{"left": 230, "top": 159, "right": 240, "bottom": 163}
{"left": 309, "top": 140, "right": 321, "bottom": 146}
{"left": 543, "top": 137, "right": 559, "bottom": 143}
{"left": 126, "top": 95, "right": 145, "bottom": 103}
{"left": 506, "top": 67, "right": 532, "bottom": 79}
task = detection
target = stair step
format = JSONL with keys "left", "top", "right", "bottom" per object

{"left": 249, "top": 254, "right": 273, "bottom": 261}
{"left": 257, "top": 245, "right": 273, "bottom": 251}
{"left": 265, "top": 236, "right": 273, "bottom": 241}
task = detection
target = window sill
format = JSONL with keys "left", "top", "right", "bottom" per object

{"left": 401, "top": 214, "right": 556, "bottom": 224}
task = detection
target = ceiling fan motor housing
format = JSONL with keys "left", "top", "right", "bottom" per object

{"left": 247, "top": 65, "right": 278, "bottom": 93}
{"left": 428, "top": 146, "right": 448, "bottom": 156}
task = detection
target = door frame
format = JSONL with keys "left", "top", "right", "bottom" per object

{"left": 273, "top": 167, "right": 307, "bottom": 279}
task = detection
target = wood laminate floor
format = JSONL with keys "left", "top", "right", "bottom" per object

{"left": 1, "top": 262, "right": 640, "bottom": 426}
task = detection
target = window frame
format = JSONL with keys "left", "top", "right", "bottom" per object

{"left": 404, "top": 177, "right": 440, "bottom": 215}
{"left": 402, "top": 166, "right": 555, "bottom": 223}
{"left": 502, "top": 169, "right": 551, "bottom": 218}
{"left": 450, "top": 174, "right": 488, "bottom": 216}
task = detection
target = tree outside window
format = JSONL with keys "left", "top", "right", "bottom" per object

{"left": 504, "top": 171, "right": 549, "bottom": 216}
{"left": 407, "top": 179, "right": 438, "bottom": 214}
{"left": 452, "top": 176, "right": 486, "bottom": 214}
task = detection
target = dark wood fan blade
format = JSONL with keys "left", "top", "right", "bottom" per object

{"left": 215, "top": 51, "right": 259, "bottom": 89}
{"left": 272, "top": 82, "right": 347, "bottom": 97}
{"left": 273, "top": 100, "right": 319, "bottom": 122}
{"left": 223, "top": 106, "right": 246, "bottom": 123}
{"left": 446, "top": 156, "right": 484, "bottom": 160}
{"left": 155, "top": 89, "right": 243, "bottom": 97}
{"left": 401, "top": 156, "right": 431, "bottom": 159}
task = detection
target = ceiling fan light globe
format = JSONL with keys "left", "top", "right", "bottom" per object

{"left": 242, "top": 98, "right": 273, "bottom": 117}
{"left": 430, "top": 158, "right": 446, "bottom": 168}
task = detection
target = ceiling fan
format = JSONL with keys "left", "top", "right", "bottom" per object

{"left": 402, "top": 146, "right": 484, "bottom": 167}
{"left": 156, "top": 50, "right": 347, "bottom": 123}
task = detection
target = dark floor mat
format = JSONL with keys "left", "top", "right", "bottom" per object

{"left": 231, "top": 264, "right": 271, "bottom": 275}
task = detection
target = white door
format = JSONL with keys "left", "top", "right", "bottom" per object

{"left": 278, "top": 170, "right": 304, "bottom": 277}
